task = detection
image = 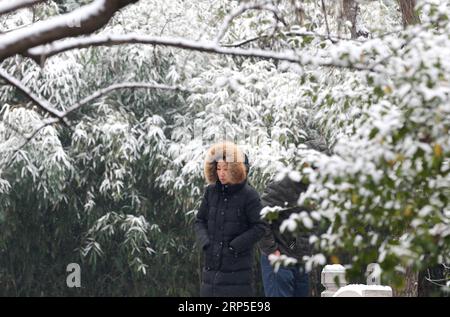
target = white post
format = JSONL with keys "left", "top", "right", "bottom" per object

{"left": 332, "top": 263, "right": 393, "bottom": 297}
{"left": 333, "top": 284, "right": 393, "bottom": 297}
{"left": 366, "top": 263, "right": 381, "bottom": 285}
{"left": 321, "top": 264, "right": 347, "bottom": 297}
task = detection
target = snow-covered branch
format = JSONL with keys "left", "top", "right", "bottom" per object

{"left": 0, "top": 0, "right": 139, "bottom": 61}
{"left": 27, "top": 33, "right": 376, "bottom": 72}
{"left": 0, "top": 0, "right": 46, "bottom": 15}
{"left": 26, "top": 33, "right": 311, "bottom": 63}
{"left": 0, "top": 68, "right": 65, "bottom": 121}
{"left": 0, "top": 81, "right": 192, "bottom": 169}
{"left": 221, "top": 31, "right": 365, "bottom": 47}
{"left": 63, "top": 82, "right": 197, "bottom": 117}
{"left": 0, "top": 67, "right": 194, "bottom": 131}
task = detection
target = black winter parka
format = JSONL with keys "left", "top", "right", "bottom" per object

{"left": 195, "top": 179, "right": 265, "bottom": 297}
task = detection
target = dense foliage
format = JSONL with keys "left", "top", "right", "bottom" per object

{"left": 0, "top": 0, "right": 448, "bottom": 295}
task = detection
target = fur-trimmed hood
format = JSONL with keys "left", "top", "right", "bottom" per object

{"left": 204, "top": 142, "right": 247, "bottom": 185}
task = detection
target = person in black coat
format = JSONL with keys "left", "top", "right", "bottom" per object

{"left": 258, "top": 138, "right": 329, "bottom": 297}
{"left": 194, "top": 141, "right": 266, "bottom": 297}
{"left": 258, "top": 175, "right": 313, "bottom": 296}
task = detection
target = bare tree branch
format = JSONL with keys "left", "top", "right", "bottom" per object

{"left": 221, "top": 35, "right": 264, "bottom": 48}
{"left": 0, "top": 0, "right": 46, "bottom": 15}
{"left": 0, "top": 67, "right": 66, "bottom": 121}
{"left": 27, "top": 33, "right": 376, "bottom": 72}
{"left": 321, "top": 0, "right": 331, "bottom": 41}
{"left": 0, "top": 0, "right": 139, "bottom": 61}
{"left": 214, "top": 0, "right": 278, "bottom": 44}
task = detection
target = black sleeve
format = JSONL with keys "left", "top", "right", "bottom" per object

{"left": 258, "top": 177, "right": 308, "bottom": 255}
{"left": 229, "top": 190, "right": 266, "bottom": 253}
{"left": 194, "top": 187, "right": 210, "bottom": 250}
{"left": 259, "top": 222, "right": 279, "bottom": 256}
{"left": 259, "top": 181, "right": 280, "bottom": 255}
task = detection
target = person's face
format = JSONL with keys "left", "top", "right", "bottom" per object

{"left": 216, "top": 161, "right": 230, "bottom": 184}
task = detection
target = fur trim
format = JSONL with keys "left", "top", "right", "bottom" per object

{"left": 204, "top": 141, "right": 247, "bottom": 184}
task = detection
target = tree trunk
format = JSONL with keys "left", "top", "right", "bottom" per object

{"left": 342, "top": 0, "right": 359, "bottom": 39}
{"left": 398, "top": 0, "right": 420, "bottom": 27}
{"left": 393, "top": 266, "right": 418, "bottom": 297}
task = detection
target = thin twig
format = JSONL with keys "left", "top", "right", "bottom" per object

{"left": 63, "top": 82, "right": 196, "bottom": 117}
{"left": 221, "top": 31, "right": 366, "bottom": 48}
{"left": 1, "top": 118, "right": 59, "bottom": 170}
{"left": 321, "top": 0, "right": 331, "bottom": 42}
{"left": 214, "top": 0, "right": 275, "bottom": 44}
